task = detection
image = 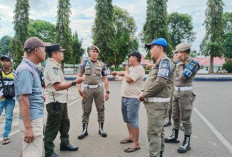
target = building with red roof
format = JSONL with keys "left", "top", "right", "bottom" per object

{"left": 194, "top": 56, "right": 226, "bottom": 74}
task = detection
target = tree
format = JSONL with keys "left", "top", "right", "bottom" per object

{"left": 112, "top": 6, "right": 138, "bottom": 68}
{"left": 168, "top": 12, "right": 196, "bottom": 48}
{"left": 200, "top": 0, "right": 224, "bottom": 73}
{"left": 12, "top": 0, "right": 30, "bottom": 65}
{"left": 0, "top": 36, "right": 12, "bottom": 55}
{"left": 223, "top": 31, "right": 232, "bottom": 59}
{"left": 143, "top": 0, "right": 172, "bottom": 57}
{"left": 223, "top": 12, "right": 232, "bottom": 59}
{"left": 223, "top": 12, "right": 232, "bottom": 34}
{"left": 92, "top": 0, "right": 115, "bottom": 66}
{"left": 56, "top": 0, "right": 73, "bottom": 64}
{"left": 28, "top": 19, "right": 56, "bottom": 44}
{"left": 72, "top": 32, "right": 84, "bottom": 64}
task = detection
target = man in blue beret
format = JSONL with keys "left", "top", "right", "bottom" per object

{"left": 138, "top": 38, "right": 176, "bottom": 157}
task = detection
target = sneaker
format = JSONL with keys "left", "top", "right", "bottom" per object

{"left": 2, "top": 137, "right": 10, "bottom": 145}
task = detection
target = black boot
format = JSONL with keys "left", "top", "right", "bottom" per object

{"left": 78, "top": 123, "right": 88, "bottom": 139}
{"left": 177, "top": 135, "right": 191, "bottom": 153}
{"left": 160, "top": 151, "right": 163, "bottom": 157}
{"left": 164, "top": 129, "right": 180, "bottom": 143}
{"left": 164, "top": 115, "right": 172, "bottom": 127}
{"left": 60, "top": 143, "right": 78, "bottom": 151}
{"left": 98, "top": 122, "right": 107, "bottom": 137}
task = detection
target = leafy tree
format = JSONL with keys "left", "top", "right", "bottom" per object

{"left": 143, "top": 0, "right": 172, "bottom": 57}
{"left": 0, "top": 36, "right": 12, "bottom": 55}
{"left": 72, "top": 32, "right": 84, "bottom": 64}
{"left": 223, "top": 12, "right": 232, "bottom": 34}
{"left": 12, "top": 0, "right": 30, "bottom": 65}
{"left": 56, "top": 0, "right": 73, "bottom": 64}
{"left": 168, "top": 12, "right": 196, "bottom": 48}
{"left": 28, "top": 19, "right": 56, "bottom": 44}
{"left": 223, "top": 12, "right": 232, "bottom": 59}
{"left": 190, "top": 50, "right": 198, "bottom": 58}
{"left": 223, "top": 31, "right": 232, "bottom": 59}
{"left": 93, "top": 0, "right": 115, "bottom": 66}
{"left": 223, "top": 61, "right": 232, "bottom": 73}
{"left": 113, "top": 6, "right": 138, "bottom": 68}
{"left": 200, "top": 0, "right": 224, "bottom": 73}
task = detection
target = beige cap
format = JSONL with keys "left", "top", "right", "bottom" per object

{"left": 175, "top": 42, "right": 191, "bottom": 52}
{"left": 24, "top": 37, "right": 45, "bottom": 52}
{"left": 90, "top": 45, "right": 100, "bottom": 53}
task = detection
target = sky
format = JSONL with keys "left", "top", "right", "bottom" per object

{"left": 0, "top": 0, "right": 232, "bottom": 53}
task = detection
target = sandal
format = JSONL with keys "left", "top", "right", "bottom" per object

{"left": 2, "top": 137, "right": 10, "bottom": 145}
{"left": 120, "top": 138, "right": 133, "bottom": 144}
{"left": 124, "top": 146, "right": 141, "bottom": 153}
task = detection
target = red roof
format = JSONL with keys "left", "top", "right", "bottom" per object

{"left": 194, "top": 56, "right": 225, "bottom": 66}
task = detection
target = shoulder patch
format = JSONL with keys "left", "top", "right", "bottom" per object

{"left": 52, "top": 67, "right": 60, "bottom": 76}
{"left": 183, "top": 59, "right": 199, "bottom": 78}
{"left": 158, "top": 58, "right": 171, "bottom": 79}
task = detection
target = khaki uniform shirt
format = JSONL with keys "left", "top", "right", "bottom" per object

{"left": 44, "top": 58, "right": 67, "bottom": 104}
{"left": 175, "top": 57, "right": 199, "bottom": 87}
{"left": 143, "top": 55, "right": 175, "bottom": 99}
{"left": 79, "top": 59, "right": 107, "bottom": 85}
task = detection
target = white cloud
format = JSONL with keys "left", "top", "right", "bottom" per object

{"left": 0, "top": 0, "right": 232, "bottom": 53}
{"left": 0, "top": 4, "right": 14, "bottom": 37}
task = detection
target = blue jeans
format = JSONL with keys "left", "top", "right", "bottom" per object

{"left": 0, "top": 99, "right": 15, "bottom": 138}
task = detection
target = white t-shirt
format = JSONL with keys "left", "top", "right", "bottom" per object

{"left": 121, "top": 65, "right": 145, "bottom": 98}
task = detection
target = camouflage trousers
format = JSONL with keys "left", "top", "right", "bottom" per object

{"left": 172, "top": 90, "right": 196, "bottom": 135}
{"left": 144, "top": 102, "right": 169, "bottom": 157}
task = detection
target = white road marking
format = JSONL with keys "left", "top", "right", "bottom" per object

{"left": 0, "top": 98, "right": 81, "bottom": 142}
{"left": 194, "top": 107, "right": 232, "bottom": 154}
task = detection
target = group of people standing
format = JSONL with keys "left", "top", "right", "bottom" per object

{"left": 0, "top": 36, "right": 199, "bottom": 157}
{"left": 114, "top": 38, "right": 199, "bottom": 157}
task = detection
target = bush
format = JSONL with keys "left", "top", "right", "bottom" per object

{"left": 110, "top": 66, "right": 125, "bottom": 71}
{"left": 223, "top": 61, "right": 232, "bottom": 73}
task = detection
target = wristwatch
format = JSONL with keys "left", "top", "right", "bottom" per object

{"left": 106, "top": 91, "right": 110, "bottom": 94}
{"left": 71, "top": 81, "right": 77, "bottom": 86}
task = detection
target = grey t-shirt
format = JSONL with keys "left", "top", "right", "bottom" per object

{"left": 15, "top": 58, "right": 44, "bottom": 121}
{"left": 121, "top": 65, "right": 145, "bottom": 98}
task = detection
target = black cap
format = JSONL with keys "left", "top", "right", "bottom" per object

{"left": 1, "top": 54, "right": 13, "bottom": 62}
{"left": 45, "top": 44, "right": 65, "bottom": 53}
{"left": 128, "top": 51, "right": 141, "bottom": 62}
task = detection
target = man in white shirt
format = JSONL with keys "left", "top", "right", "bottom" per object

{"left": 112, "top": 51, "right": 145, "bottom": 153}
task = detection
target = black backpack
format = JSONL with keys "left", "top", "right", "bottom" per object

{"left": 0, "top": 69, "right": 15, "bottom": 99}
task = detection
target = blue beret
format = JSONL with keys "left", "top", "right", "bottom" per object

{"left": 145, "top": 38, "right": 168, "bottom": 48}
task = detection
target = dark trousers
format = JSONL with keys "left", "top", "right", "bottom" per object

{"left": 44, "top": 102, "right": 70, "bottom": 157}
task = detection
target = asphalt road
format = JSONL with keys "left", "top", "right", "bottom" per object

{"left": 0, "top": 81, "right": 232, "bottom": 157}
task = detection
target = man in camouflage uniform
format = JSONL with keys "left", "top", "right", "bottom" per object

{"left": 164, "top": 43, "right": 199, "bottom": 153}
{"left": 138, "top": 38, "right": 175, "bottom": 157}
{"left": 44, "top": 44, "right": 84, "bottom": 157}
{"left": 77, "top": 45, "right": 109, "bottom": 139}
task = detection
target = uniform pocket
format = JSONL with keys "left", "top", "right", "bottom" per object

{"left": 85, "top": 67, "right": 91, "bottom": 75}
{"left": 95, "top": 67, "right": 102, "bottom": 76}
{"left": 46, "top": 102, "right": 59, "bottom": 116}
